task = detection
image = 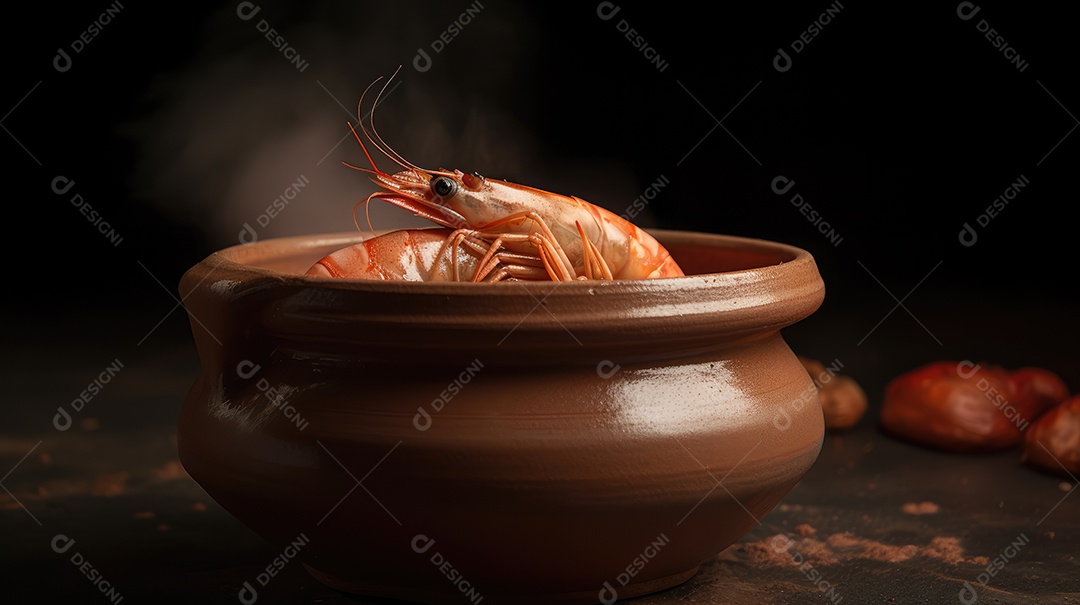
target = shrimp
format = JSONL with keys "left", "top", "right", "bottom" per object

{"left": 338, "top": 71, "right": 684, "bottom": 283}
{"left": 305, "top": 228, "right": 547, "bottom": 282}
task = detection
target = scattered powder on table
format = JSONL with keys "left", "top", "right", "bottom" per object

{"left": 794, "top": 523, "right": 816, "bottom": 537}
{"left": 0, "top": 458, "right": 190, "bottom": 506}
{"left": 827, "top": 532, "right": 920, "bottom": 563}
{"left": 152, "top": 460, "right": 189, "bottom": 480}
{"left": 793, "top": 536, "right": 837, "bottom": 565}
{"left": 732, "top": 531, "right": 988, "bottom": 567}
{"left": 736, "top": 535, "right": 837, "bottom": 567}
{"left": 902, "top": 501, "right": 940, "bottom": 515}
{"left": 92, "top": 472, "right": 131, "bottom": 497}
{"left": 925, "top": 536, "right": 988, "bottom": 565}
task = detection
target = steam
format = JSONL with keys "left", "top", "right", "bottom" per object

{"left": 127, "top": 1, "right": 645, "bottom": 250}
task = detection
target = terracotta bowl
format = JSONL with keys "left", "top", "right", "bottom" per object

{"left": 177, "top": 229, "right": 825, "bottom": 604}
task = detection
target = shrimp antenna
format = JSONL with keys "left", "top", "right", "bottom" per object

{"left": 352, "top": 192, "right": 384, "bottom": 236}
{"left": 343, "top": 122, "right": 380, "bottom": 175}
{"left": 354, "top": 67, "right": 419, "bottom": 173}
{"left": 351, "top": 199, "right": 375, "bottom": 235}
{"left": 352, "top": 196, "right": 368, "bottom": 235}
{"left": 368, "top": 66, "right": 426, "bottom": 172}
{"left": 353, "top": 76, "right": 401, "bottom": 172}
{"left": 342, "top": 72, "right": 395, "bottom": 177}
{"left": 351, "top": 67, "right": 457, "bottom": 178}
{"left": 347, "top": 70, "right": 411, "bottom": 236}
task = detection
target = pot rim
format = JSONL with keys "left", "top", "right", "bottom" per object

{"left": 181, "top": 229, "right": 825, "bottom": 362}
{"left": 204, "top": 228, "right": 813, "bottom": 288}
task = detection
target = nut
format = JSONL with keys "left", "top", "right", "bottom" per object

{"left": 1005, "top": 367, "right": 1069, "bottom": 423}
{"left": 1023, "top": 396, "right": 1080, "bottom": 476}
{"left": 821, "top": 376, "right": 868, "bottom": 431}
{"left": 881, "top": 361, "right": 1037, "bottom": 452}
{"left": 799, "top": 356, "right": 826, "bottom": 380}
{"left": 798, "top": 356, "right": 868, "bottom": 431}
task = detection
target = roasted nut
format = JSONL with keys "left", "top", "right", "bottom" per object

{"left": 821, "top": 375, "right": 868, "bottom": 430}
{"left": 798, "top": 356, "right": 868, "bottom": 431}
{"left": 1023, "top": 396, "right": 1080, "bottom": 476}
{"left": 799, "top": 356, "right": 826, "bottom": 381}
{"left": 1006, "top": 367, "right": 1069, "bottom": 423}
{"left": 881, "top": 361, "right": 1038, "bottom": 452}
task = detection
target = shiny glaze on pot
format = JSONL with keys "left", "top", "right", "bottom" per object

{"left": 177, "top": 229, "right": 826, "bottom": 604}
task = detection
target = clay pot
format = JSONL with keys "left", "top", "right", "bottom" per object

{"left": 177, "top": 229, "right": 825, "bottom": 604}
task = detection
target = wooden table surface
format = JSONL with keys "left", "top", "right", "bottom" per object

{"left": 2, "top": 308, "right": 1077, "bottom": 605}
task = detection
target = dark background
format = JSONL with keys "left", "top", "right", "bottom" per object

{"left": 2, "top": 1, "right": 1078, "bottom": 602}
{"left": 4, "top": 1, "right": 1077, "bottom": 384}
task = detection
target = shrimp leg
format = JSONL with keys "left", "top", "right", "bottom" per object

{"left": 469, "top": 211, "right": 596, "bottom": 281}
{"left": 428, "top": 228, "right": 549, "bottom": 282}
{"left": 482, "top": 263, "right": 551, "bottom": 282}
{"left": 469, "top": 246, "right": 547, "bottom": 281}
{"left": 471, "top": 232, "right": 567, "bottom": 281}
{"left": 576, "top": 221, "right": 613, "bottom": 280}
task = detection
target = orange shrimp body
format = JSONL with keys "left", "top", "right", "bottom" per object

{"left": 306, "top": 228, "right": 476, "bottom": 281}
{"left": 306, "top": 228, "right": 545, "bottom": 282}
{"left": 318, "top": 70, "right": 684, "bottom": 282}
{"left": 360, "top": 165, "right": 684, "bottom": 281}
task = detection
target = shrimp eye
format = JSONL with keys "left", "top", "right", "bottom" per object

{"left": 461, "top": 171, "right": 485, "bottom": 191}
{"left": 431, "top": 176, "right": 458, "bottom": 198}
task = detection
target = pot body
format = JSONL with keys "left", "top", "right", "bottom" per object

{"left": 178, "top": 230, "right": 825, "bottom": 604}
